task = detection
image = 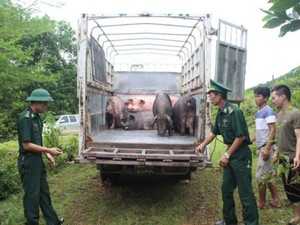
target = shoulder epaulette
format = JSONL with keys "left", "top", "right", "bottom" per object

{"left": 25, "top": 111, "right": 31, "bottom": 118}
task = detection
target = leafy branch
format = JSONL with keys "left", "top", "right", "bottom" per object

{"left": 262, "top": 0, "right": 300, "bottom": 37}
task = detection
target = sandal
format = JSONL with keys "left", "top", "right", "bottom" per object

{"left": 269, "top": 201, "right": 282, "bottom": 208}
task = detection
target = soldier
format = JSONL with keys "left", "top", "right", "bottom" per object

{"left": 196, "top": 79, "right": 258, "bottom": 225}
{"left": 17, "top": 89, "right": 64, "bottom": 225}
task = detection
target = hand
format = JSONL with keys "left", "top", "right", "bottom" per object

{"left": 47, "top": 147, "right": 63, "bottom": 156}
{"left": 45, "top": 153, "right": 55, "bottom": 168}
{"left": 219, "top": 155, "right": 229, "bottom": 167}
{"left": 262, "top": 148, "right": 270, "bottom": 161}
{"left": 196, "top": 143, "right": 205, "bottom": 153}
{"left": 293, "top": 157, "right": 300, "bottom": 170}
{"left": 272, "top": 151, "right": 279, "bottom": 166}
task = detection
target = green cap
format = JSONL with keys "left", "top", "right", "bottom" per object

{"left": 207, "top": 79, "right": 232, "bottom": 94}
{"left": 26, "top": 89, "right": 54, "bottom": 102}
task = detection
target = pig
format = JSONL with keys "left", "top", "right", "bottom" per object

{"left": 152, "top": 93, "right": 173, "bottom": 136}
{"left": 106, "top": 96, "right": 129, "bottom": 129}
{"left": 125, "top": 97, "right": 152, "bottom": 112}
{"left": 127, "top": 111, "right": 155, "bottom": 130}
{"left": 124, "top": 95, "right": 180, "bottom": 112}
{"left": 172, "top": 93, "right": 196, "bottom": 136}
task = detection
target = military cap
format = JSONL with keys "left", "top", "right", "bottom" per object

{"left": 207, "top": 79, "right": 232, "bottom": 94}
{"left": 26, "top": 89, "right": 54, "bottom": 102}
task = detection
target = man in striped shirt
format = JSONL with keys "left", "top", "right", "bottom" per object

{"left": 250, "top": 86, "right": 281, "bottom": 209}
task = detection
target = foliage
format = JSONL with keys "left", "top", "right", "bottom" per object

{"left": 262, "top": 0, "right": 300, "bottom": 37}
{"left": 241, "top": 66, "right": 300, "bottom": 127}
{"left": 0, "top": 151, "right": 21, "bottom": 201}
{"left": 0, "top": 141, "right": 20, "bottom": 201}
{"left": 0, "top": 128, "right": 79, "bottom": 202}
{"left": 43, "top": 114, "right": 79, "bottom": 170}
{"left": 0, "top": 0, "right": 77, "bottom": 142}
{"left": 43, "top": 113, "right": 61, "bottom": 148}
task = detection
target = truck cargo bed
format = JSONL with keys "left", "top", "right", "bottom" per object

{"left": 75, "top": 130, "right": 209, "bottom": 168}
{"left": 92, "top": 130, "right": 198, "bottom": 149}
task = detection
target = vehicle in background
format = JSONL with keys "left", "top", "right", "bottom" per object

{"left": 54, "top": 114, "right": 79, "bottom": 135}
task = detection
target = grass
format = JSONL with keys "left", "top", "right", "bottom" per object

{"left": 0, "top": 138, "right": 296, "bottom": 225}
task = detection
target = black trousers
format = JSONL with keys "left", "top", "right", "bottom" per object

{"left": 280, "top": 159, "right": 300, "bottom": 203}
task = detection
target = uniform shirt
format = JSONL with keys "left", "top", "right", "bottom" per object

{"left": 255, "top": 105, "right": 276, "bottom": 149}
{"left": 18, "top": 106, "right": 43, "bottom": 154}
{"left": 212, "top": 101, "right": 250, "bottom": 145}
{"left": 277, "top": 107, "right": 300, "bottom": 159}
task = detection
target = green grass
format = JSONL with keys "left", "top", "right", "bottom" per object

{"left": 0, "top": 140, "right": 19, "bottom": 154}
{"left": 0, "top": 138, "right": 295, "bottom": 225}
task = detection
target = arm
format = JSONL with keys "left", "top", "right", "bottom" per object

{"left": 250, "top": 132, "right": 256, "bottom": 144}
{"left": 262, "top": 122, "right": 276, "bottom": 160}
{"left": 22, "top": 142, "right": 62, "bottom": 156}
{"left": 196, "top": 132, "right": 216, "bottom": 153}
{"left": 293, "top": 129, "right": 300, "bottom": 169}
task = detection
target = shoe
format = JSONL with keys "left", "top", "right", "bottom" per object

{"left": 57, "top": 217, "right": 64, "bottom": 224}
{"left": 215, "top": 221, "right": 225, "bottom": 225}
{"left": 215, "top": 221, "right": 237, "bottom": 225}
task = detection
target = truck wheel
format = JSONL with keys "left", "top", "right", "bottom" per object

{"left": 100, "top": 172, "right": 122, "bottom": 186}
{"left": 177, "top": 171, "right": 191, "bottom": 181}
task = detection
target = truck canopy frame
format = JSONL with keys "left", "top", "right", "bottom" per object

{"left": 86, "top": 13, "right": 208, "bottom": 69}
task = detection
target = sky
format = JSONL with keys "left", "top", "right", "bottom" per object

{"left": 28, "top": 0, "right": 300, "bottom": 89}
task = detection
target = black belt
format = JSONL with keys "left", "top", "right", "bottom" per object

{"left": 20, "top": 151, "right": 42, "bottom": 156}
{"left": 227, "top": 142, "right": 249, "bottom": 148}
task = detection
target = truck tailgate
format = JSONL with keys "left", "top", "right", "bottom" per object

{"left": 75, "top": 147, "right": 209, "bottom": 167}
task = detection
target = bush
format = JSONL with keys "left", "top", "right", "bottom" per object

{"left": 0, "top": 115, "right": 79, "bottom": 201}
{"left": 0, "top": 150, "right": 21, "bottom": 200}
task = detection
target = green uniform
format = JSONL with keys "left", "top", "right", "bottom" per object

{"left": 212, "top": 102, "right": 259, "bottom": 225}
{"left": 17, "top": 106, "right": 60, "bottom": 225}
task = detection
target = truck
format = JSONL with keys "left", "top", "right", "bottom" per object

{"left": 75, "top": 13, "right": 247, "bottom": 182}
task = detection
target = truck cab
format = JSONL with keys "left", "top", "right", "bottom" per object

{"left": 75, "top": 14, "right": 247, "bottom": 182}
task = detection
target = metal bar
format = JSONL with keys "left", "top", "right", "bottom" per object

{"left": 76, "top": 159, "right": 206, "bottom": 167}
{"left": 105, "top": 43, "right": 189, "bottom": 56}
{"left": 115, "top": 47, "right": 184, "bottom": 53}
{"left": 87, "top": 13, "right": 205, "bottom": 21}
{"left": 92, "top": 20, "right": 119, "bottom": 55}
{"left": 103, "top": 37, "right": 186, "bottom": 44}
{"left": 99, "top": 22, "right": 195, "bottom": 29}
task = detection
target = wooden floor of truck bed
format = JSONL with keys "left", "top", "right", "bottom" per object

{"left": 92, "top": 130, "right": 197, "bottom": 145}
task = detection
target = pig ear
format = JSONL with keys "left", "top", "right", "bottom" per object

{"left": 124, "top": 102, "right": 129, "bottom": 107}
{"left": 127, "top": 99, "right": 133, "bottom": 104}
{"left": 152, "top": 115, "right": 158, "bottom": 125}
{"left": 165, "top": 114, "right": 173, "bottom": 126}
{"left": 139, "top": 99, "right": 145, "bottom": 105}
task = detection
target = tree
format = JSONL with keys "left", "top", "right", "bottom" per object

{"left": 18, "top": 20, "right": 78, "bottom": 115}
{"left": 262, "top": 0, "right": 300, "bottom": 37}
{"left": 0, "top": 0, "right": 77, "bottom": 141}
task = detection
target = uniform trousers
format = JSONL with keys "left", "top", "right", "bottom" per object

{"left": 18, "top": 154, "right": 60, "bottom": 225}
{"left": 222, "top": 146, "right": 259, "bottom": 225}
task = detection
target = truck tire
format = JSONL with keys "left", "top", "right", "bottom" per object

{"left": 100, "top": 172, "right": 122, "bottom": 186}
{"left": 176, "top": 171, "right": 191, "bottom": 181}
